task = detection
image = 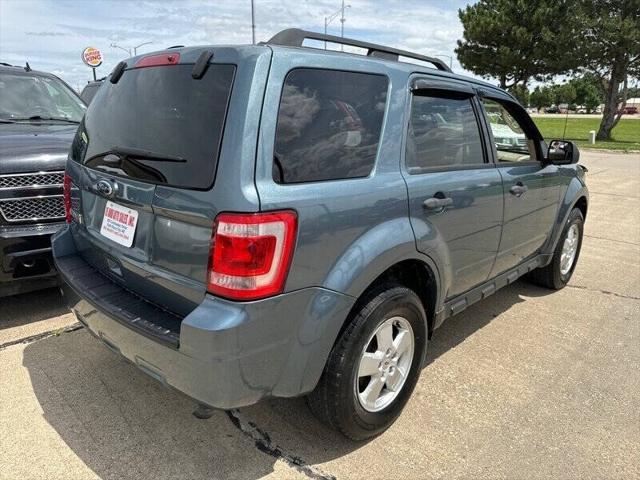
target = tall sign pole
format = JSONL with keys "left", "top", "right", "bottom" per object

{"left": 82, "top": 47, "right": 103, "bottom": 82}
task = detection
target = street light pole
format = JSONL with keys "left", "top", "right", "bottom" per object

{"left": 324, "top": 3, "right": 350, "bottom": 50}
{"left": 110, "top": 43, "right": 131, "bottom": 57}
{"left": 435, "top": 54, "right": 453, "bottom": 70}
{"left": 133, "top": 41, "right": 153, "bottom": 56}
{"left": 340, "top": 0, "right": 345, "bottom": 50}
{"left": 111, "top": 41, "right": 153, "bottom": 57}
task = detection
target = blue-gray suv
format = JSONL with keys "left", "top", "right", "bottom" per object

{"left": 52, "top": 29, "right": 588, "bottom": 440}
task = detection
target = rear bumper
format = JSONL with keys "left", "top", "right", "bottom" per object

{"left": 53, "top": 225, "right": 354, "bottom": 409}
{"left": 0, "top": 222, "right": 63, "bottom": 297}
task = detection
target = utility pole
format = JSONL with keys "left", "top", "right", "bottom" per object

{"left": 251, "top": 0, "right": 256, "bottom": 44}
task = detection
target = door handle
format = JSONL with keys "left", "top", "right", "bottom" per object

{"left": 423, "top": 195, "right": 453, "bottom": 210}
{"left": 509, "top": 183, "right": 528, "bottom": 196}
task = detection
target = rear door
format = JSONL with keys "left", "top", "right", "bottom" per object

{"left": 479, "top": 95, "right": 561, "bottom": 276}
{"left": 403, "top": 77, "right": 503, "bottom": 300}
{"left": 67, "top": 49, "right": 265, "bottom": 316}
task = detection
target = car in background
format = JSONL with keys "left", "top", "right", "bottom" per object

{"left": 0, "top": 63, "right": 86, "bottom": 296}
{"left": 80, "top": 79, "right": 104, "bottom": 105}
{"left": 618, "top": 105, "right": 638, "bottom": 115}
{"left": 544, "top": 105, "right": 560, "bottom": 113}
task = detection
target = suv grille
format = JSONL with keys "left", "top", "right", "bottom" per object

{"left": 0, "top": 171, "right": 64, "bottom": 189}
{"left": 0, "top": 196, "right": 65, "bottom": 222}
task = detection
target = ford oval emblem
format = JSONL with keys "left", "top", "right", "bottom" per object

{"left": 96, "top": 179, "right": 114, "bottom": 197}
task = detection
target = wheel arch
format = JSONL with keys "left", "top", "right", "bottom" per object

{"left": 337, "top": 257, "right": 440, "bottom": 343}
{"left": 542, "top": 178, "right": 589, "bottom": 259}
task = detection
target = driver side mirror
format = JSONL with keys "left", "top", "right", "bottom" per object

{"left": 547, "top": 140, "right": 580, "bottom": 165}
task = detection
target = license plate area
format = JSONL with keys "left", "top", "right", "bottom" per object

{"left": 99, "top": 200, "right": 139, "bottom": 247}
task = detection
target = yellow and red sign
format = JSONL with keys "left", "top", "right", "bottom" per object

{"left": 82, "top": 47, "right": 103, "bottom": 68}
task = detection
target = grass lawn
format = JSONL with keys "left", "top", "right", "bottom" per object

{"left": 532, "top": 117, "right": 640, "bottom": 152}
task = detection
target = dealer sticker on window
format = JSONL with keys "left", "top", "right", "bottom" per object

{"left": 100, "top": 201, "right": 139, "bottom": 247}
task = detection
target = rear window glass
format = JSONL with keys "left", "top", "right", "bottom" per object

{"left": 274, "top": 69, "right": 388, "bottom": 184}
{"left": 72, "top": 64, "right": 235, "bottom": 189}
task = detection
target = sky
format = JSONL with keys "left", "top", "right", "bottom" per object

{"left": 0, "top": 0, "right": 480, "bottom": 92}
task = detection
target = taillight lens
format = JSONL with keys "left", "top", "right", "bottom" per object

{"left": 207, "top": 211, "right": 298, "bottom": 301}
{"left": 63, "top": 172, "right": 72, "bottom": 223}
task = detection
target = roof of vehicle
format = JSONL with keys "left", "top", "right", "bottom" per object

{"left": 120, "top": 29, "right": 515, "bottom": 103}
{"left": 0, "top": 64, "right": 61, "bottom": 79}
{"left": 0, "top": 64, "right": 85, "bottom": 104}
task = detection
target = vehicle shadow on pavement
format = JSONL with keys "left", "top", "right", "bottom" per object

{"left": 21, "top": 280, "right": 552, "bottom": 480}
{"left": 0, "top": 287, "right": 69, "bottom": 331}
{"left": 424, "top": 279, "right": 554, "bottom": 367}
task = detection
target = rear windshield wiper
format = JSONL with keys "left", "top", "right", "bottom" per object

{"left": 111, "top": 146, "right": 187, "bottom": 163}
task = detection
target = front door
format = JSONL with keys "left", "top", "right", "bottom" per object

{"left": 403, "top": 80, "right": 503, "bottom": 300}
{"left": 480, "top": 97, "right": 561, "bottom": 276}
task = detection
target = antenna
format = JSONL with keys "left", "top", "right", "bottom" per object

{"left": 562, "top": 107, "right": 569, "bottom": 140}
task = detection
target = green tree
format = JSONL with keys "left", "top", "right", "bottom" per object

{"left": 552, "top": 83, "right": 578, "bottom": 105}
{"left": 574, "top": 0, "right": 640, "bottom": 140}
{"left": 455, "top": 0, "right": 580, "bottom": 88}
{"left": 508, "top": 84, "right": 530, "bottom": 106}
{"left": 569, "top": 74, "right": 604, "bottom": 112}
{"left": 530, "top": 86, "right": 553, "bottom": 110}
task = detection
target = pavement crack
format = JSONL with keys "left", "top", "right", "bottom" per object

{"left": 589, "top": 191, "right": 640, "bottom": 199}
{"left": 226, "top": 409, "right": 336, "bottom": 480}
{"left": 584, "top": 234, "right": 640, "bottom": 247}
{"left": 0, "top": 322, "right": 83, "bottom": 351}
{"left": 567, "top": 285, "right": 640, "bottom": 301}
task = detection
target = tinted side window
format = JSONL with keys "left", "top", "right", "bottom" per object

{"left": 406, "top": 94, "right": 484, "bottom": 172}
{"left": 482, "top": 98, "right": 538, "bottom": 162}
{"left": 274, "top": 69, "right": 388, "bottom": 184}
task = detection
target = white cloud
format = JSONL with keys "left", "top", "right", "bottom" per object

{"left": 0, "top": 0, "right": 483, "bottom": 91}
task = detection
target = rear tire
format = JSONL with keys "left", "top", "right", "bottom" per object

{"left": 307, "top": 284, "right": 427, "bottom": 440}
{"left": 529, "top": 207, "right": 584, "bottom": 290}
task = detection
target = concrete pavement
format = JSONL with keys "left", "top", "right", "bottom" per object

{"left": 1, "top": 150, "right": 638, "bottom": 480}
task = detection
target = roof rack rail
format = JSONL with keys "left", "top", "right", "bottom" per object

{"left": 266, "top": 28, "right": 451, "bottom": 73}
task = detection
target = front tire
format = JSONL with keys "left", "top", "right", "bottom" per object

{"left": 307, "top": 284, "right": 427, "bottom": 440}
{"left": 529, "top": 207, "right": 584, "bottom": 290}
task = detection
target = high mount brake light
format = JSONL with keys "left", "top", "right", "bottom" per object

{"left": 207, "top": 211, "right": 298, "bottom": 301}
{"left": 63, "top": 172, "right": 72, "bottom": 223}
{"left": 134, "top": 53, "right": 180, "bottom": 68}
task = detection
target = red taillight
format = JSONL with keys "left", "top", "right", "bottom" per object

{"left": 63, "top": 172, "right": 72, "bottom": 223}
{"left": 134, "top": 53, "right": 180, "bottom": 69}
{"left": 207, "top": 211, "right": 298, "bottom": 301}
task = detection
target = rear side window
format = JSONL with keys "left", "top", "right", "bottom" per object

{"left": 274, "top": 69, "right": 388, "bottom": 184}
{"left": 406, "top": 93, "right": 484, "bottom": 172}
{"left": 72, "top": 64, "right": 235, "bottom": 189}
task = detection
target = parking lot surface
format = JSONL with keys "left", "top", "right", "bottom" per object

{"left": 1, "top": 150, "right": 638, "bottom": 480}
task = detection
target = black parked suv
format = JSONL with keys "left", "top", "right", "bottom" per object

{"left": 0, "top": 64, "right": 86, "bottom": 296}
